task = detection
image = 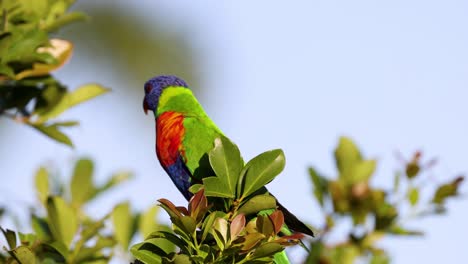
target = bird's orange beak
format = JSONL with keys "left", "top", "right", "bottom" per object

{"left": 143, "top": 99, "right": 149, "bottom": 115}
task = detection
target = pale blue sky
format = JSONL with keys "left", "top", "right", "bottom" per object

{"left": 1, "top": 1, "right": 467, "bottom": 263}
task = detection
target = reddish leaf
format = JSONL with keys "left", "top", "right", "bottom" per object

{"left": 277, "top": 232, "right": 304, "bottom": 241}
{"left": 158, "top": 199, "right": 183, "bottom": 218}
{"left": 230, "top": 214, "right": 246, "bottom": 240}
{"left": 274, "top": 233, "right": 305, "bottom": 246}
{"left": 188, "top": 190, "right": 209, "bottom": 223}
{"left": 188, "top": 190, "right": 204, "bottom": 214}
{"left": 268, "top": 210, "right": 284, "bottom": 235}
{"left": 176, "top": 206, "right": 189, "bottom": 216}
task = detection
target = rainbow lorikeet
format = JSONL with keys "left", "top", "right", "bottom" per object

{"left": 143, "top": 75, "right": 314, "bottom": 238}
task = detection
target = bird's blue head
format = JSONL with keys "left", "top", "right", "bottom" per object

{"left": 143, "top": 75, "right": 188, "bottom": 114}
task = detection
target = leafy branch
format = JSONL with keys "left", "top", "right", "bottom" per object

{"left": 0, "top": 158, "right": 168, "bottom": 264}
{"left": 131, "top": 135, "right": 303, "bottom": 264}
{"left": 305, "top": 137, "right": 464, "bottom": 264}
{"left": 0, "top": 0, "right": 108, "bottom": 146}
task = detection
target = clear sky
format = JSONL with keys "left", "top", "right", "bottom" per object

{"left": 1, "top": 1, "right": 467, "bottom": 263}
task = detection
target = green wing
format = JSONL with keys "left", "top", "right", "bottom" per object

{"left": 182, "top": 114, "right": 223, "bottom": 181}
{"left": 157, "top": 86, "right": 224, "bottom": 181}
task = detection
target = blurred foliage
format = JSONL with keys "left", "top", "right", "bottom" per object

{"left": 131, "top": 136, "right": 303, "bottom": 264}
{"left": 304, "top": 137, "right": 464, "bottom": 264}
{"left": 0, "top": 0, "right": 108, "bottom": 146}
{"left": 0, "top": 158, "right": 168, "bottom": 263}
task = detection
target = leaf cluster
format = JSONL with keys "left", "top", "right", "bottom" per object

{"left": 0, "top": 158, "right": 167, "bottom": 264}
{"left": 131, "top": 136, "right": 303, "bottom": 264}
{"left": 305, "top": 137, "right": 464, "bottom": 264}
{"left": 0, "top": 0, "right": 108, "bottom": 146}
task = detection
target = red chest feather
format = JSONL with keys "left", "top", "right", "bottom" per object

{"left": 156, "top": 112, "right": 186, "bottom": 167}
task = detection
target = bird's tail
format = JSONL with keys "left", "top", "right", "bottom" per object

{"left": 277, "top": 201, "right": 314, "bottom": 237}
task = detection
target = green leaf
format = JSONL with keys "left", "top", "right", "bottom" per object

{"left": 361, "top": 231, "right": 384, "bottom": 248}
{"left": 33, "top": 82, "right": 67, "bottom": 115}
{"left": 79, "top": 217, "right": 107, "bottom": 244}
{"left": 211, "top": 218, "right": 228, "bottom": 250}
{"left": 387, "top": 226, "right": 423, "bottom": 236}
{"left": 140, "top": 238, "right": 174, "bottom": 256}
{"left": 0, "top": 227, "right": 16, "bottom": 249}
{"left": 96, "top": 171, "right": 133, "bottom": 195}
{"left": 34, "top": 167, "right": 49, "bottom": 204}
{"left": 308, "top": 167, "right": 328, "bottom": 206}
{"left": 139, "top": 206, "right": 160, "bottom": 238}
{"left": 32, "top": 124, "right": 73, "bottom": 147}
{"left": 238, "top": 194, "right": 276, "bottom": 215}
{"left": 79, "top": 235, "right": 117, "bottom": 263}
{"left": 203, "top": 176, "right": 233, "bottom": 198}
{"left": 256, "top": 215, "right": 274, "bottom": 236}
{"left": 179, "top": 216, "right": 196, "bottom": 234}
{"left": 335, "top": 137, "right": 362, "bottom": 177}
{"left": 42, "top": 12, "right": 88, "bottom": 32}
{"left": 18, "top": 233, "right": 38, "bottom": 247}
{"left": 350, "top": 159, "right": 376, "bottom": 183}
{"left": 71, "top": 158, "right": 96, "bottom": 206}
{"left": 130, "top": 242, "right": 163, "bottom": 264}
{"left": 67, "top": 84, "right": 110, "bottom": 108}
{"left": 305, "top": 241, "right": 324, "bottom": 264}
{"left": 329, "top": 244, "right": 360, "bottom": 264}
{"left": 1, "top": 28, "right": 48, "bottom": 65}
{"left": 53, "top": 121, "right": 79, "bottom": 127}
{"left": 239, "top": 149, "right": 285, "bottom": 198}
{"left": 9, "top": 246, "right": 36, "bottom": 264}
{"left": 197, "top": 244, "right": 212, "bottom": 261}
{"left": 209, "top": 135, "right": 244, "bottom": 198}
{"left": 0, "top": 64, "right": 14, "bottom": 78}
{"left": 37, "top": 84, "right": 109, "bottom": 122}
{"left": 252, "top": 242, "right": 284, "bottom": 259}
{"left": 74, "top": 237, "right": 115, "bottom": 264}
{"left": 47, "top": 240, "right": 69, "bottom": 259}
{"left": 111, "top": 202, "right": 133, "bottom": 249}
{"left": 201, "top": 211, "right": 225, "bottom": 242}
{"left": 370, "top": 252, "right": 390, "bottom": 264}
{"left": 43, "top": 0, "right": 68, "bottom": 22}
{"left": 46, "top": 196, "right": 78, "bottom": 247}
{"left": 407, "top": 187, "right": 419, "bottom": 206}
{"left": 432, "top": 176, "right": 464, "bottom": 204}
{"left": 374, "top": 202, "right": 398, "bottom": 230}
{"left": 188, "top": 184, "right": 203, "bottom": 194}
{"left": 172, "top": 254, "right": 191, "bottom": 264}
{"left": 146, "top": 230, "right": 185, "bottom": 252}
{"left": 31, "top": 215, "right": 52, "bottom": 241}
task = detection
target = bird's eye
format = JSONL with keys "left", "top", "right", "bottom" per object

{"left": 144, "top": 83, "right": 153, "bottom": 93}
